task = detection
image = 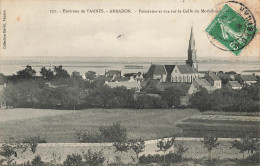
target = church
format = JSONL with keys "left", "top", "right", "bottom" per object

{"left": 146, "top": 26, "right": 200, "bottom": 83}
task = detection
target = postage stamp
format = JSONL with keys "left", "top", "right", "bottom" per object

{"left": 206, "top": 2, "right": 257, "bottom": 56}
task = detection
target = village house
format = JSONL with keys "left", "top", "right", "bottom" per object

{"left": 235, "top": 74, "right": 257, "bottom": 85}
{"left": 225, "top": 81, "right": 242, "bottom": 90}
{"left": 241, "top": 70, "right": 260, "bottom": 76}
{"left": 205, "top": 73, "right": 222, "bottom": 89}
{"left": 188, "top": 78, "right": 217, "bottom": 94}
{"left": 105, "top": 70, "right": 122, "bottom": 80}
{"left": 105, "top": 76, "right": 141, "bottom": 91}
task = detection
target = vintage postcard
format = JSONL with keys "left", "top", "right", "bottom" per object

{"left": 0, "top": 0, "right": 259, "bottom": 165}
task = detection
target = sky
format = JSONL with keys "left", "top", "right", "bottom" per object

{"left": 1, "top": 0, "right": 259, "bottom": 61}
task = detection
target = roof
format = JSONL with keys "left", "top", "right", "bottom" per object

{"left": 147, "top": 64, "right": 167, "bottom": 76}
{"left": 176, "top": 65, "right": 198, "bottom": 74}
{"left": 193, "top": 78, "right": 217, "bottom": 92}
{"left": 240, "top": 75, "right": 257, "bottom": 81}
{"left": 105, "top": 70, "right": 121, "bottom": 76}
{"left": 218, "top": 73, "right": 231, "bottom": 80}
{"left": 195, "top": 78, "right": 211, "bottom": 86}
{"left": 228, "top": 81, "right": 242, "bottom": 87}
{"left": 204, "top": 86, "right": 218, "bottom": 92}
{"left": 208, "top": 73, "right": 221, "bottom": 81}
{"left": 106, "top": 81, "right": 141, "bottom": 89}
{"left": 164, "top": 65, "right": 176, "bottom": 75}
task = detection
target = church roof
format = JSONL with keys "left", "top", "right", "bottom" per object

{"left": 177, "top": 65, "right": 198, "bottom": 74}
{"left": 164, "top": 65, "right": 176, "bottom": 75}
{"left": 147, "top": 64, "right": 167, "bottom": 76}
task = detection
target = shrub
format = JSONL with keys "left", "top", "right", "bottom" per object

{"left": 74, "top": 129, "right": 102, "bottom": 143}
{"left": 139, "top": 152, "right": 181, "bottom": 165}
{"left": 165, "top": 152, "right": 181, "bottom": 163}
{"left": 63, "top": 154, "right": 83, "bottom": 166}
{"left": 84, "top": 149, "right": 105, "bottom": 166}
{"left": 99, "top": 122, "right": 127, "bottom": 142}
{"left": 0, "top": 144, "right": 16, "bottom": 165}
{"left": 31, "top": 155, "right": 45, "bottom": 166}
{"left": 139, "top": 154, "right": 163, "bottom": 164}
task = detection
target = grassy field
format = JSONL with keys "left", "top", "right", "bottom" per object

{"left": 0, "top": 108, "right": 199, "bottom": 143}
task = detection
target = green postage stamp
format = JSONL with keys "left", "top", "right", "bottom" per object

{"left": 206, "top": 3, "right": 257, "bottom": 56}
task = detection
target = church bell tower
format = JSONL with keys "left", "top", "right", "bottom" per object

{"left": 186, "top": 26, "right": 198, "bottom": 70}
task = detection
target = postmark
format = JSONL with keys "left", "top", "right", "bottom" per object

{"left": 205, "top": 1, "right": 257, "bottom": 56}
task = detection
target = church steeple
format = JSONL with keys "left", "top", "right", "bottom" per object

{"left": 186, "top": 25, "right": 198, "bottom": 70}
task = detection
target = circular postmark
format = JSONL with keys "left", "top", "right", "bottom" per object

{"left": 205, "top": 1, "right": 257, "bottom": 55}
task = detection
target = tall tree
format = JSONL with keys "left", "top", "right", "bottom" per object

{"left": 53, "top": 65, "right": 70, "bottom": 78}
{"left": 231, "top": 135, "right": 260, "bottom": 159}
{"left": 175, "top": 141, "right": 188, "bottom": 162}
{"left": 129, "top": 139, "right": 145, "bottom": 165}
{"left": 85, "top": 71, "right": 96, "bottom": 80}
{"left": 156, "top": 136, "right": 175, "bottom": 164}
{"left": 201, "top": 134, "right": 219, "bottom": 162}
{"left": 17, "top": 65, "right": 36, "bottom": 79}
{"left": 189, "top": 87, "right": 210, "bottom": 111}
{"left": 71, "top": 71, "right": 81, "bottom": 78}
{"left": 161, "top": 86, "right": 184, "bottom": 108}
{"left": 40, "top": 67, "right": 54, "bottom": 80}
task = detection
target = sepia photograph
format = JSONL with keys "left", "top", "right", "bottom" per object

{"left": 0, "top": 0, "right": 259, "bottom": 165}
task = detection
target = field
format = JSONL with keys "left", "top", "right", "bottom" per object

{"left": 177, "top": 111, "right": 260, "bottom": 138}
{"left": 0, "top": 108, "right": 199, "bottom": 143}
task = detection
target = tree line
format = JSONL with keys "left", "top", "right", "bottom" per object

{"left": 189, "top": 83, "right": 260, "bottom": 112}
{"left": 0, "top": 65, "right": 259, "bottom": 112}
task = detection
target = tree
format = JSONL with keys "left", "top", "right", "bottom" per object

{"left": 231, "top": 135, "right": 260, "bottom": 159}
{"left": 53, "top": 65, "right": 70, "bottom": 78}
{"left": 113, "top": 141, "right": 130, "bottom": 154}
{"left": 175, "top": 141, "right": 188, "bottom": 162}
{"left": 22, "top": 136, "right": 47, "bottom": 154}
{"left": 201, "top": 134, "right": 220, "bottom": 162}
{"left": 12, "top": 138, "right": 29, "bottom": 165}
{"left": 85, "top": 71, "right": 96, "bottom": 80}
{"left": 156, "top": 136, "right": 175, "bottom": 164}
{"left": 161, "top": 86, "right": 184, "bottom": 108}
{"left": 129, "top": 139, "right": 145, "bottom": 165}
{"left": 40, "top": 67, "right": 54, "bottom": 80}
{"left": 17, "top": 65, "right": 36, "bottom": 79}
{"left": 113, "top": 141, "right": 130, "bottom": 166}
{"left": 189, "top": 87, "right": 210, "bottom": 111}
{"left": 3, "top": 80, "right": 42, "bottom": 108}
{"left": 71, "top": 71, "right": 81, "bottom": 78}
